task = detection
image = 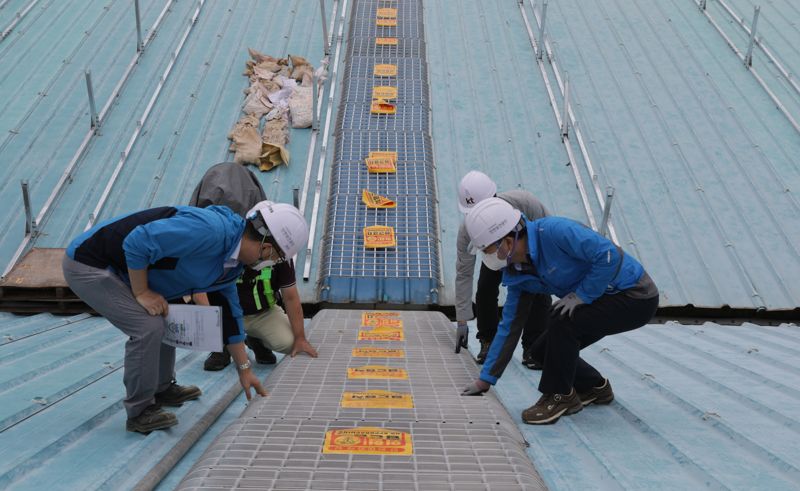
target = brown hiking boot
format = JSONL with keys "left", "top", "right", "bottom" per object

{"left": 126, "top": 404, "right": 178, "bottom": 433}
{"left": 476, "top": 339, "right": 492, "bottom": 364}
{"left": 203, "top": 347, "right": 231, "bottom": 371}
{"left": 578, "top": 378, "right": 614, "bottom": 407}
{"left": 522, "top": 389, "right": 583, "bottom": 425}
{"left": 154, "top": 382, "right": 202, "bottom": 407}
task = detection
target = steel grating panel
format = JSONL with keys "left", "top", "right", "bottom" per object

{"left": 320, "top": 0, "right": 440, "bottom": 304}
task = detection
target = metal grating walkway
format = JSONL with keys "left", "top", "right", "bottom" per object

{"left": 318, "top": 0, "right": 440, "bottom": 305}
{"left": 177, "top": 310, "right": 546, "bottom": 490}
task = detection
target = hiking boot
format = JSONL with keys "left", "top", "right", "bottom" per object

{"left": 126, "top": 404, "right": 178, "bottom": 433}
{"left": 203, "top": 347, "right": 231, "bottom": 371}
{"left": 154, "top": 382, "right": 202, "bottom": 407}
{"left": 578, "top": 378, "right": 614, "bottom": 407}
{"left": 521, "top": 347, "right": 542, "bottom": 370}
{"left": 476, "top": 339, "right": 492, "bottom": 365}
{"left": 245, "top": 336, "right": 277, "bottom": 364}
{"left": 521, "top": 389, "right": 583, "bottom": 425}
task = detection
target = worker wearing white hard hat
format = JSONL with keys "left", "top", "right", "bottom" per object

{"left": 460, "top": 198, "right": 659, "bottom": 425}
{"left": 454, "top": 171, "right": 550, "bottom": 368}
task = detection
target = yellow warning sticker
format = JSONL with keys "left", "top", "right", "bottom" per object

{"left": 372, "top": 86, "right": 398, "bottom": 100}
{"left": 347, "top": 365, "right": 408, "bottom": 379}
{"left": 362, "top": 189, "right": 396, "bottom": 209}
{"left": 362, "top": 313, "right": 404, "bottom": 328}
{"left": 322, "top": 427, "right": 413, "bottom": 455}
{"left": 352, "top": 347, "right": 405, "bottom": 358}
{"left": 362, "top": 311, "right": 400, "bottom": 322}
{"left": 374, "top": 64, "right": 398, "bottom": 77}
{"left": 341, "top": 390, "right": 414, "bottom": 409}
{"left": 369, "top": 151, "right": 398, "bottom": 161}
{"left": 370, "top": 101, "right": 396, "bottom": 115}
{"left": 377, "top": 8, "right": 398, "bottom": 18}
{"left": 358, "top": 327, "right": 404, "bottom": 341}
{"left": 365, "top": 156, "right": 396, "bottom": 173}
{"left": 376, "top": 37, "right": 398, "bottom": 46}
{"left": 376, "top": 18, "right": 398, "bottom": 27}
{"left": 364, "top": 225, "right": 396, "bottom": 248}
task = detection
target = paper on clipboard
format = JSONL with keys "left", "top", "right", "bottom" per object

{"left": 163, "top": 304, "right": 223, "bottom": 352}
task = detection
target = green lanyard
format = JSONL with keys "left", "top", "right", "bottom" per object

{"left": 238, "top": 268, "right": 276, "bottom": 310}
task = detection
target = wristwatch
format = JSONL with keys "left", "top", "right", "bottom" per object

{"left": 236, "top": 359, "right": 252, "bottom": 372}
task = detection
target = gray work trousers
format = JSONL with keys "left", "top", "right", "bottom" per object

{"left": 62, "top": 255, "right": 175, "bottom": 418}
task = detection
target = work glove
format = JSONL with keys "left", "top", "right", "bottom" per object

{"left": 461, "top": 379, "right": 490, "bottom": 396}
{"left": 551, "top": 292, "right": 584, "bottom": 319}
{"left": 455, "top": 321, "right": 468, "bottom": 353}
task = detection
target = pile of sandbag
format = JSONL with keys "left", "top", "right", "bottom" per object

{"left": 228, "top": 49, "right": 317, "bottom": 171}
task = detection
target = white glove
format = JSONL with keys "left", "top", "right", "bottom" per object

{"left": 551, "top": 292, "right": 584, "bottom": 318}
{"left": 455, "top": 322, "right": 468, "bottom": 353}
{"left": 461, "top": 379, "right": 490, "bottom": 396}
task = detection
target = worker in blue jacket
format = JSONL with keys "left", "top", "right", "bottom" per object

{"left": 62, "top": 202, "right": 307, "bottom": 433}
{"left": 460, "top": 198, "right": 659, "bottom": 425}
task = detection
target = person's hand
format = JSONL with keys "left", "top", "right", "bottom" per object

{"left": 238, "top": 368, "right": 267, "bottom": 400}
{"left": 135, "top": 289, "right": 169, "bottom": 316}
{"left": 455, "top": 322, "right": 468, "bottom": 353}
{"left": 290, "top": 337, "right": 318, "bottom": 358}
{"left": 461, "top": 379, "right": 491, "bottom": 396}
{"left": 551, "top": 292, "right": 584, "bottom": 319}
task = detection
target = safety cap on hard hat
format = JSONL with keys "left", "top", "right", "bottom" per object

{"left": 246, "top": 201, "right": 309, "bottom": 258}
{"left": 464, "top": 197, "right": 522, "bottom": 251}
{"left": 457, "top": 171, "right": 497, "bottom": 213}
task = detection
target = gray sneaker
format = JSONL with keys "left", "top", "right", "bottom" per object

{"left": 126, "top": 404, "right": 178, "bottom": 433}
{"left": 521, "top": 389, "right": 583, "bottom": 425}
{"left": 577, "top": 378, "right": 614, "bottom": 406}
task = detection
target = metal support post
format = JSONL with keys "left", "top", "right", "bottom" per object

{"left": 699, "top": 0, "right": 707, "bottom": 10}
{"left": 134, "top": 0, "right": 144, "bottom": 52}
{"left": 319, "top": 0, "right": 329, "bottom": 55}
{"left": 312, "top": 74, "right": 319, "bottom": 130}
{"left": 293, "top": 188, "right": 300, "bottom": 208}
{"left": 536, "top": 1, "right": 548, "bottom": 60}
{"left": 599, "top": 186, "right": 615, "bottom": 237}
{"left": 561, "top": 73, "right": 570, "bottom": 138}
{"left": 744, "top": 6, "right": 760, "bottom": 67}
{"left": 85, "top": 70, "right": 99, "bottom": 130}
{"left": 21, "top": 180, "right": 35, "bottom": 236}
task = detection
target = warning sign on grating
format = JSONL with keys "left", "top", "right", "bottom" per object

{"left": 376, "top": 8, "right": 397, "bottom": 18}
{"left": 341, "top": 390, "right": 414, "bottom": 408}
{"left": 371, "top": 101, "right": 396, "bottom": 115}
{"left": 322, "top": 427, "right": 413, "bottom": 455}
{"left": 347, "top": 365, "right": 408, "bottom": 379}
{"left": 352, "top": 347, "right": 405, "bottom": 358}
{"left": 374, "top": 64, "right": 398, "bottom": 77}
{"left": 358, "top": 327, "right": 404, "bottom": 341}
{"left": 372, "top": 86, "right": 398, "bottom": 100}
{"left": 376, "top": 18, "right": 398, "bottom": 27}
{"left": 362, "top": 313, "right": 403, "bottom": 328}
{"left": 376, "top": 37, "right": 398, "bottom": 46}
{"left": 364, "top": 226, "right": 396, "bottom": 248}
{"left": 362, "top": 189, "right": 396, "bottom": 209}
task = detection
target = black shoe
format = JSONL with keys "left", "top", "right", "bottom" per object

{"left": 521, "top": 347, "right": 542, "bottom": 370}
{"left": 521, "top": 389, "right": 583, "bottom": 425}
{"left": 203, "top": 347, "right": 231, "bottom": 371}
{"left": 245, "top": 336, "right": 277, "bottom": 364}
{"left": 155, "top": 382, "right": 202, "bottom": 406}
{"left": 577, "top": 379, "right": 614, "bottom": 407}
{"left": 126, "top": 404, "right": 178, "bottom": 433}
{"left": 476, "top": 339, "right": 492, "bottom": 365}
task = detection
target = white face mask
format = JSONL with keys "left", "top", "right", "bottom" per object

{"left": 482, "top": 252, "right": 507, "bottom": 271}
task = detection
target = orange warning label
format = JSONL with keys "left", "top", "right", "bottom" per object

{"left": 374, "top": 64, "right": 398, "bottom": 77}
{"left": 362, "top": 311, "right": 400, "bottom": 322}
{"left": 347, "top": 365, "right": 408, "bottom": 379}
{"left": 371, "top": 101, "right": 396, "bottom": 115}
{"left": 372, "top": 86, "right": 398, "bottom": 100}
{"left": 341, "top": 390, "right": 413, "bottom": 409}
{"left": 322, "top": 427, "right": 413, "bottom": 455}
{"left": 377, "top": 8, "right": 398, "bottom": 18}
{"left": 362, "top": 189, "right": 396, "bottom": 209}
{"left": 358, "top": 327, "right": 404, "bottom": 341}
{"left": 376, "top": 18, "right": 398, "bottom": 27}
{"left": 364, "top": 226, "right": 396, "bottom": 248}
{"left": 369, "top": 150, "right": 398, "bottom": 161}
{"left": 352, "top": 347, "right": 405, "bottom": 358}
{"left": 376, "top": 37, "right": 398, "bottom": 46}
{"left": 365, "top": 156, "right": 396, "bottom": 173}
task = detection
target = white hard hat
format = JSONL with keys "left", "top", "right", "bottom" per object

{"left": 457, "top": 171, "right": 497, "bottom": 213}
{"left": 464, "top": 197, "right": 522, "bottom": 251}
{"left": 246, "top": 201, "right": 309, "bottom": 258}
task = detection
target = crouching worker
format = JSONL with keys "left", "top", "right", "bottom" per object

{"left": 461, "top": 198, "right": 659, "bottom": 425}
{"left": 62, "top": 204, "right": 275, "bottom": 433}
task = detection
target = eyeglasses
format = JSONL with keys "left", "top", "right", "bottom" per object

{"left": 481, "top": 239, "right": 503, "bottom": 255}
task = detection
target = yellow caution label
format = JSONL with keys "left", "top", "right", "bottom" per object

{"left": 372, "top": 86, "right": 398, "bottom": 100}
{"left": 362, "top": 189, "right": 396, "bottom": 209}
{"left": 364, "top": 225, "right": 396, "bottom": 248}
{"left": 365, "top": 155, "right": 397, "bottom": 173}
{"left": 377, "top": 8, "right": 398, "bottom": 19}
{"left": 376, "top": 37, "right": 398, "bottom": 46}
{"left": 362, "top": 313, "right": 403, "bottom": 328}
{"left": 376, "top": 18, "right": 398, "bottom": 27}
{"left": 370, "top": 101, "right": 396, "bottom": 115}
{"left": 323, "top": 427, "right": 413, "bottom": 455}
{"left": 352, "top": 347, "right": 405, "bottom": 358}
{"left": 358, "top": 327, "right": 404, "bottom": 341}
{"left": 347, "top": 365, "right": 408, "bottom": 379}
{"left": 369, "top": 151, "right": 398, "bottom": 160}
{"left": 362, "top": 311, "right": 400, "bottom": 322}
{"left": 374, "top": 64, "right": 398, "bottom": 77}
{"left": 341, "top": 390, "right": 414, "bottom": 408}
